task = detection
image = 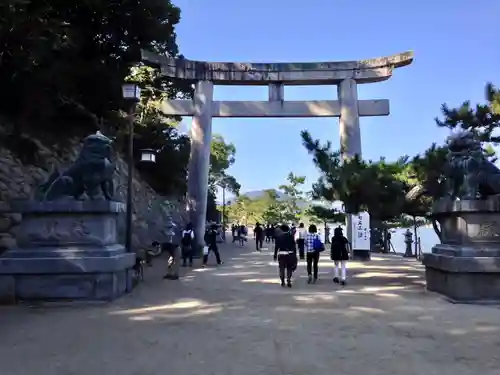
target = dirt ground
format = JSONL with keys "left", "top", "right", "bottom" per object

{"left": 1, "top": 240, "right": 499, "bottom": 375}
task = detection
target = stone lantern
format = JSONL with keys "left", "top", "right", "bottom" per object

{"left": 403, "top": 229, "right": 413, "bottom": 257}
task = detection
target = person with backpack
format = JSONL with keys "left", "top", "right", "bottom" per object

{"left": 203, "top": 223, "right": 223, "bottom": 266}
{"left": 181, "top": 223, "right": 195, "bottom": 267}
{"left": 330, "top": 227, "right": 350, "bottom": 285}
{"left": 273, "top": 224, "right": 297, "bottom": 288}
{"left": 254, "top": 222, "right": 264, "bottom": 251}
{"left": 304, "top": 224, "right": 325, "bottom": 284}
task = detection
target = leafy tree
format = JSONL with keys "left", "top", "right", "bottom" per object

{"left": 0, "top": 0, "right": 199, "bottom": 199}
{"left": 305, "top": 205, "right": 345, "bottom": 241}
{"left": 225, "top": 195, "right": 258, "bottom": 225}
{"left": 134, "top": 124, "right": 190, "bottom": 196}
{"left": 277, "top": 173, "right": 306, "bottom": 223}
{"left": 306, "top": 206, "right": 345, "bottom": 225}
{"left": 261, "top": 190, "right": 286, "bottom": 224}
{"left": 407, "top": 83, "right": 499, "bottom": 210}
{"left": 0, "top": 1, "right": 243, "bottom": 226}
{"left": 0, "top": 0, "right": 191, "bottom": 135}
{"left": 436, "top": 83, "right": 500, "bottom": 143}
{"left": 206, "top": 135, "right": 240, "bottom": 220}
{"left": 216, "top": 173, "right": 241, "bottom": 196}
{"left": 301, "top": 130, "right": 407, "bottom": 223}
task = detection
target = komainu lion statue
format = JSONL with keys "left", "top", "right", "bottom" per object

{"left": 37, "top": 132, "right": 116, "bottom": 201}
{"left": 445, "top": 131, "right": 500, "bottom": 200}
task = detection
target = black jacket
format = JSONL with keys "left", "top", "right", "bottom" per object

{"left": 274, "top": 232, "right": 297, "bottom": 259}
{"left": 254, "top": 225, "right": 263, "bottom": 239}
{"left": 204, "top": 229, "right": 217, "bottom": 247}
{"left": 330, "top": 235, "right": 349, "bottom": 261}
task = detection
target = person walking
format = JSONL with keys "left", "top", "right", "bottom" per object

{"left": 304, "top": 224, "right": 324, "bottom": 284}
{"left": 296, "top": 222, "right": 307, "bottom": 260}
{"left": 254, "top": 222, "right": 264, "bottom": 251}
{"left": 265, "top": 224, "right": 271, "bottom": 243}
{"left": 330, "top": 227, "right": 350, "bottom": 285}
{"left": 270, "top": 224, "right": 276, "bottom": 243}
{"left": 181, "top": 223, "right": 195, "bottom": 267}
{"left": 238, "top": 225, "right": 247, "bottom": 247}
{"left": 231, "top": 224, "right": 237, "bottom": 243}
{"left": 163, "top": 242, "right": 181, "bottom": 280}
{"left": 273, "top": 224, "right": 297, "bottom": 288}
{"left": 203, "top": 223, "right": 223, "bottom": 266}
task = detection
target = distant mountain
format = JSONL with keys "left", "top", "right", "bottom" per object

{"left": 242, "top": 189, "right": 285, "bottom": 200}
{"left": 239, "top": 189, "right": 310, "bottom": 208}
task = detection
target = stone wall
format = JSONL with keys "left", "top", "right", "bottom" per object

{"left": 0, "top": 134, "right": 188, "bottom": 254}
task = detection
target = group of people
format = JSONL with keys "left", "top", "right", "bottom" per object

{"left": 270, "top": 223, "right": 350, "bottom": 288}
{"left": 156, "top": 220, "right": 350, "bottom": 288}
{"left": 231, "top": 224, "right": 248, "bottom": 246}
{"left": 160, "top": 222, "right": 223, "bottom": 280}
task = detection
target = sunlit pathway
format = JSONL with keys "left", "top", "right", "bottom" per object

{"left": 1, "top": 240, "right": 499, "bottom": 375}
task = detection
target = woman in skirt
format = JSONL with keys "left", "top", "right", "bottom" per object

{"left": 330, "top": 226, "right": 350, "bottom": 285}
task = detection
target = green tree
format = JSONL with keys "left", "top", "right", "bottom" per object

{"left": 301, "top": 130, "right": 407, "bottom": 223}
{"left": 0, "top": 0, "right": 191, "bottom": 134}
{"left": 306, "top": 206, "right": 345, "bottom": 225}
{"left": 226, "top": 196, "right": 256, "bottom": 225}
{"left": 0, "top": 0, "right": 198, "bottom": 200}
{"left": 134, "top": 125, "right": 190, "bottom": 196}
{"left": 261, "top": 190, "right": 286, "bottom": 224}
{"left": 436, "top": 83, "right": 500, "bottom": 143}
{"left": 278, "top": 173, "right": 306, "bottom": 223}
{"left": 406, "top": 83, "right": 499, "bottom": 210}
{"left": 305, "top": 205, "right": 345, "bottom": 240}
{"left": 206, "top": 135, "right": 240, "bottom": 221}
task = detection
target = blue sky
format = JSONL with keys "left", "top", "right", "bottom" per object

{"left": 173, "top": 0, "right": 500, "bottom": 196}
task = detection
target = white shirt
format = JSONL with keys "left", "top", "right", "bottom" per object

{"left": 182, "top": 230, "right": 194, "bottom": 239}
{"left": 296, "top": 228, "right": 307, "bottom": 240}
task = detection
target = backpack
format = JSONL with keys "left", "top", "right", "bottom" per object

{"left": 182, "top": 230, "right": 192, "bottom": 246}
{"left": 313, "top": 235, "right": 325, "bottom": 252}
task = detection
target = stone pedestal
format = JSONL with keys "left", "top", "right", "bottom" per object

{"left": 352, "top": 249, "right": 371, "bottom": 261}
{"left": 423, "top": 199, "right": 500, "bottom": 304}
{"left": 0, "top": 201, "right": 135, "bottom": 303}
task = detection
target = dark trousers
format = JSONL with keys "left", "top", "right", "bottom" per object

{"left": 278, "top": 254, "right": 294, "bottom": 282}
{"left": 181, "top": 245, "right": 193, "bottom": 266}
{"left": 256, "top": 237, "right": 263, "bottom": 250}
{"left": 306, "top": 251, "right": 319, "bottom": 279}
{"left": 203, "top": 244, "right": 222, "bottom": 265}
{"left": 297, "top": 239, "right": 305, "bottom": 259}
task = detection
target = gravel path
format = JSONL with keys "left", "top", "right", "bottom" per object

{"left": 1, "top": 240, "right": 499, "bottom": 375}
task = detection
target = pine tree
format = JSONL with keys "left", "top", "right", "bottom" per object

{"left": 436, "top": 82, "right": 500, "bottom": 143}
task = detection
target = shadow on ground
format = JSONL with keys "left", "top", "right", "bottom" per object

{"left": 1, "top": 240, "right": 500, "bottom": 375}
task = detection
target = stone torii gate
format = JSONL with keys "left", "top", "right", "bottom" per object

{"left": 142, "top": 50, "right": 414, "bottom": 250}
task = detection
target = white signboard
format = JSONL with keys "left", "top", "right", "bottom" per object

{"left": 351, "top": 212, "right": 370, "bottom": 250}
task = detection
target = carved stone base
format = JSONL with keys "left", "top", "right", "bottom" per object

{"left": 424, "top": 198, "right": 500, "bottom": 304}
{"left": 423, "top": 246, "right": 500, "bottom": 304}
{"left": 0, "top": 201, "right": 135, "bottom": 303}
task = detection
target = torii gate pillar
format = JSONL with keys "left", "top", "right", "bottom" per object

{"left": 338, "top": 78, "right": 361, "bottom": 158}
{"left": 187, "top": 81, "right": 213, "bottom": 244}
